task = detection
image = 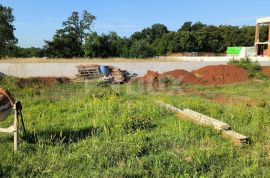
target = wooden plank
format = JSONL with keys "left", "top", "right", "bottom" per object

{"left": 158, "top": 101, "right": 230, "bottom": 130}
{"left": 0, "top": 125, "right": 15, "bottom": 133}
{"left": 222, "top": 130, "right": 249, "bottom": 144}
{"left": 183, "top": 109, "right": 231, "bottom": 130}
{"left": 76, "top": 64, "right": 100, "bottom": 68}
{"left": 14, "top": 109, "right": 18, "bottom": 151}
{"left": 78, "top": 72, "right": 100, "bottom": 76}
{"left": 157, "top": 101, "right": 249, "bottom": 145}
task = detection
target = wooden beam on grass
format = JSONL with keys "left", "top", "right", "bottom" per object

{"left": 222, "top": 130, "right": 249, "bottom": 145}
{"left": 157, "top": 101, "right": 249, "bottom": 145}
{"left": 157, "top": 101, "right": 231, "bottom": 131}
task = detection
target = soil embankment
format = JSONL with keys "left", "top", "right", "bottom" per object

{"left": 140, "top": 65, "right": 249, "bottom": 86}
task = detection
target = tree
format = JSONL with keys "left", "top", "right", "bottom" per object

{"left": 44, "top": 11, "right": 96, "bottom": 58}
{"left": 129, "top": 40, "right": 155, "bottom": 58}
{"left": 84, "top": 32, "right": 130, "bottom": 58}
{"left": 130, "top": 24, "right": 169, "bottom": 43}
{"left": 179, "top": 21, "right": 192, "bottom": 32}
{"left": 0, "top": 4, "right": 17, "bottom": 57}
{"left": 63, "top": 11, "right": 96, "bottom": 44}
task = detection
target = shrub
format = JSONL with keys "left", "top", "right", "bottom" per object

{"left": 228, "top": 57, "right": 268, "bottom": 80}
{"left": 123, "top": 116, "right": 156, "bottom": 133}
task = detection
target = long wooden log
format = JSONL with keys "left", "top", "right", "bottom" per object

{"left": 183, "top": 109, "right": 231, "bottom": 130}
{"left": 157, "top": 101, "right": 230, "bottom": 130}
{"left": 157, "top": 101, "right": 249, "bottom": 145}
{"left": 222, "top": 130, "right": 249, "bottom": 144}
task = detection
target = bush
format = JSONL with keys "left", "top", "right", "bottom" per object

{"left": 228, "top": 57, "right": 268, "bottom": 80}
{"left": 123, "top": 116, "right": 156, "bottom": 133}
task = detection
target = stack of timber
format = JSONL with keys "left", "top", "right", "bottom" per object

{"left": 74, "top": 64, "right": 126, "bottom": 83}
{"left": 74, "top": 64, "right": 101, "bottom": 82}
{"left": 108, "top": 66, "right": 126, "bottom": 84}
{"left": 157, "top": 101, "right": 249, "bottom": 145}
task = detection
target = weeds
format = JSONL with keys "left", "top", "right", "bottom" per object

{"left": 123, "top": 116, "right": 156, "bottom": 133}
{"left": 0, "top": 77, "right": 269, "bottom": 177}
{"left": 228, "top": 57, "right": 268, "bottom": 80}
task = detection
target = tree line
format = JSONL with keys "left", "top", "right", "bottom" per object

{"left": 0, "top": 4, "right": 268, "bottom": 59}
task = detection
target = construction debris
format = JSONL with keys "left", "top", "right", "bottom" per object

{"left": 75, "top": 64, "right": 101, "bottom": 81}
{"left": 108, "top": 66, "right": 126, "bottom": 84}
{"left": 157, "top": 101, "right": 249, "bottom": 145}
{"left": 73, "top": 64, "right": 126, "bottom": 84}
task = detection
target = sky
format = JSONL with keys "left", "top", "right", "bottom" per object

{"left": 1, "top": 0, "right": 270, "bottom": 48}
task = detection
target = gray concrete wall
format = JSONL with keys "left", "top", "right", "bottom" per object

{"left": 1, "top": 61, "right": 270, "bottom": 78}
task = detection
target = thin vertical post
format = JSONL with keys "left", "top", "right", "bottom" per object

{"left": 268, "top": 23, "right": 270, "bottom": 56}
{"left": 13, "top": 105, "right": 18, "bottom": 152}
{"left": 255, "top": 23, "right": 260, "bottom": 43}
{"left": 255, "top": 23, "right": 260, "bottom": 56}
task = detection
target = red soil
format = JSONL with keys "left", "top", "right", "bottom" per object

{"left": 17, "top": 77, "right": 70, "bottom": 88}
{"left": 142, "top": 70, "right": 160, "bottom": 83}
{"left": 140, "top": 65, "right": 249, "bottom": 86}
{"left": 262, "top": 66, "right": 270, "bottom": 77}
{"left": 163, "top": 69, "right": 200, "bottom": 85}
{"left": 192, "top": 65, "right": 249, "bottom": 85}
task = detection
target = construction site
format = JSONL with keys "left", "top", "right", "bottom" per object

{"left": 0, "top": 2, "right": 270, "bottom": 175}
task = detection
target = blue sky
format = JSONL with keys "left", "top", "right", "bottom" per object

{"left": 1, "top": 0, "right": 270, "bottom": 48}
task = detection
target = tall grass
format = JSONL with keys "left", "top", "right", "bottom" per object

{"left": 0, "top": 77, "right": 269, "bottom": 177}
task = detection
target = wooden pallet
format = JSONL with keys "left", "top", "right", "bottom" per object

{"left": 76, "top": 65, "right": 101, "bottom": 80}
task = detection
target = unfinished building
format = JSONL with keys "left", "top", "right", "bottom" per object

{"left": 255, "top": 17, "right": 270, "bottom": 56}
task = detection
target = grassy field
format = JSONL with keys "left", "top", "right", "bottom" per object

{"left": 0, "top": 77, "right": 270, "bottom": 177}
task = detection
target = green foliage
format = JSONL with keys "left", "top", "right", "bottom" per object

{"left": 83, "top": 32, "right": 128, "bottom": 58}
{"left": 123, "top": 116, "right": 156, "bottom": 133}
{"left": 44, "top": 29, "right": 83, "bottom": 58}
{"left": 44, "top": 11, "right": 96, "bottom": 58}
{"left": 1, "top": 4, "right": 268, "bottom": 59}
{"left": 0, "top": 4, "right": 17, "bottom": 58}
{"left": 129, "top": 40, "right": 155, "bottom": 58}
{"left": 228, "top": 57, "right": 268, "bottom": 80}
{"left": 0, "top": 77, "right": 270, "bottom": 176}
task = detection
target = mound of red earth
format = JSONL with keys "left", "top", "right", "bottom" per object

{"left": 140, "top": 65, "right": 249, "bottom": 86}
{"left": 192, "top": 65, "right": 249, "bottom": 85}
{"left": 262, "top": 66, "right": 270, "bottom": 77}
{"left": 17, "top": 77, "right": 70, "bottom": 88}
{"left": 163, "top": 69, "right": 200, "bottom": 85}
{"left": 142, "top": 70, "right": 160, "bottom": 83}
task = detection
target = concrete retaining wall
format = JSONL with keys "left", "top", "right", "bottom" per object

{"left": 1, "top": 61, "right": 270, "bottom": 78}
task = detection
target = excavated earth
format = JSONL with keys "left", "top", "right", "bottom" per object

{"left": 140, "top": 65, "right": 250, "bottom": 86}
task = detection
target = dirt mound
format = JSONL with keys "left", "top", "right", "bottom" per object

{"left": 192, "top": 65, "right": 249, "bottom": 85}
{"left": 140, "top": 65, "right": 249, "bottom": 86}
{"left": 142, "top": 70, "right": 160, "bottom": 83}
{"left": 163, "top": 69, "right": 200, "bottom": 84}
{"left": 17, "top": 77, "right": 70, "bottom": 88}
{"left": 262, "top": 66, "right": 270, "bottom": 77}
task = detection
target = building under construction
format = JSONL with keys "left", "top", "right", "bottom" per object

{"left": 255, "top": 17, "right": 270, "bottom": 56}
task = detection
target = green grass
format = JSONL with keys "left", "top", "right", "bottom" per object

{"left": 228, "top": 57, "right": 268, "bottom": 80}
{"left": 0, "top": 77, "right": 270, "bottom": 177}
